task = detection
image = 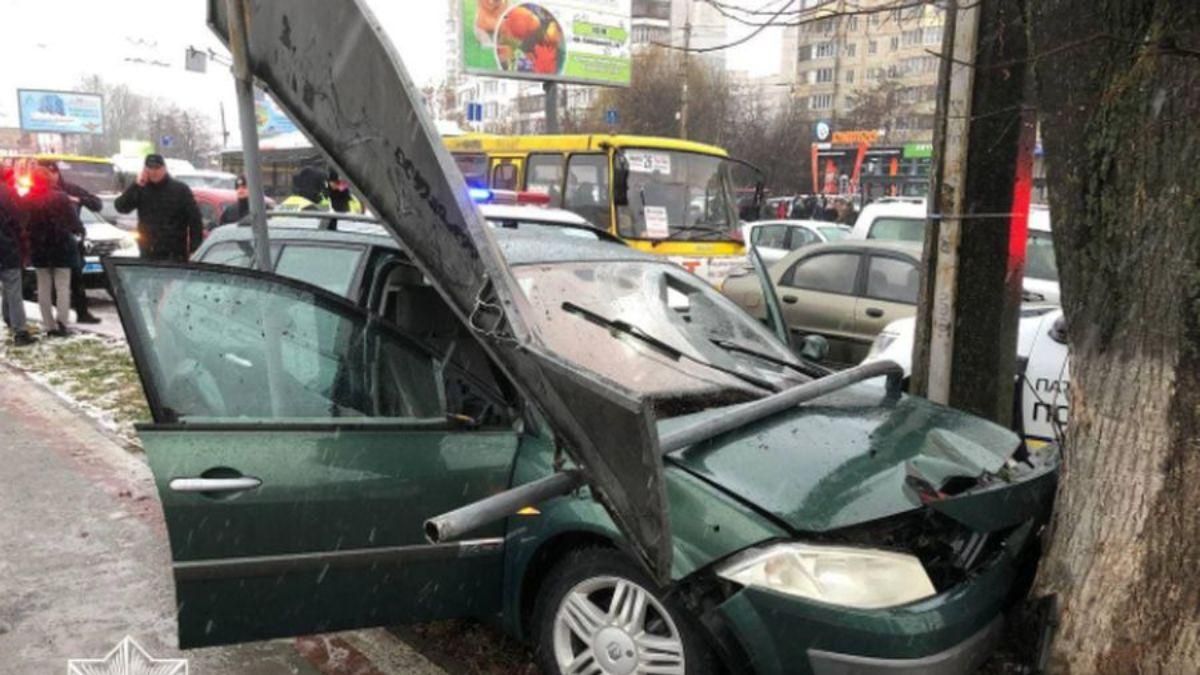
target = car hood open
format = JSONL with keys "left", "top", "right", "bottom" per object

{"left": 206, "top": 0, "right": 673, "bottom": 581}
{"left": 663, "top": 385, "right": 1043, "bottom": 533}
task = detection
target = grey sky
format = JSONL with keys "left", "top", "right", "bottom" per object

{"left": 0, "top": 0, "right": 777, "bottom": 145}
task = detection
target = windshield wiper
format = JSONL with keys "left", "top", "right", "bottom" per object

{"left": 650, "top": 224, "right": 729, "bottom": 247}
{"left": 709, "top": 338, "right": 832, "bottom": 379}
{"left": 561, "top": 302, "right": 779, "bottom": 392}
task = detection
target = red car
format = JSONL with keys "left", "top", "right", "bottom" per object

{"left": 191, "top": 187, "right": 276, "bottom": 236}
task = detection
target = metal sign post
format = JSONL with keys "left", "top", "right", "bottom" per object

{"left": 225, "top": 0, "right": 271, "bottom": 273}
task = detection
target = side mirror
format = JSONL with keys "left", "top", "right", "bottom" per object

{"left": 613, "top": 152, "right": 630, "bottom": 206}
{"left": 799, "top": 335, "right": 829, "bottom": 362}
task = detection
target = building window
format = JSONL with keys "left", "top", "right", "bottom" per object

{"left": 815, "top": 41, "right": 836, "bottom": 59}
{"left": 845, "top": 69, "right": 855, "bottom": 83}
{"left": 868, "top": 40, "right": 877, "bottom": 55}
{"left": 815, "top": 67, "right": 835, "bottom": 83}
{"left": 925, "top": 26, "right": 943, "bottom": 45}
{"left": 845, "top": 42, "right": 856, "bottom": 57}
{"left": 846, "top": 16, "right": 859, "bottom": 31}
{"left": 809, "top": 94, "right": 833, "bottom": 110}
{"left": 903, "top": 29, "right": 923, "bottom": 47}
{"left": 890, "top": 36, "right": 900, "bottom": 51}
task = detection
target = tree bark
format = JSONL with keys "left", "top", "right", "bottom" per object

{"left": 1027, "top": 1, "right": 1200, "bottom": 672}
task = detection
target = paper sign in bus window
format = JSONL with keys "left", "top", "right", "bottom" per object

{"left": 627, "top": 151, "right": 671, "bottom": 175}
{"left": 644, "top": 206, "right": 670, "bottom": 238}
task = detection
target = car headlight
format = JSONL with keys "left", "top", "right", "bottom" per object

{"left": 866, "top": 332, "right": 898, "bottom": 359}
{"left": 715, "top": 543, "right": 936, "bottom": 609}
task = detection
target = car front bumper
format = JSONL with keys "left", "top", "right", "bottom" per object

{"left": 714, "top": 523, "right": 1035, "bottom": 675}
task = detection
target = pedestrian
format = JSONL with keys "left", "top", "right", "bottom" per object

{"left": 26, "top": 166, "right": 83, "bottom": 337}
{"left": 42, "top": 161, "right": 103, "bottom": 324}
{"left": 1, "top": 170, "right": 36, "bottom": 345}
{"left": 323, "top": 170, "right": 362, "bottom": 214}
{"left": 833, "top": 196, "right": 858, "bottom": 226}
{"left": 277, "top": 166, "right": 328, "bottom": 211}
{"left": 219, "top": 174, "right": 250, "bottom": 225}
{"left": 114, "top": 154, "right": 203, "bottom": 262}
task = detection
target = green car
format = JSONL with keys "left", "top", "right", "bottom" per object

{"left": 108, "top": 219, "right": 1057, "bottom": 675}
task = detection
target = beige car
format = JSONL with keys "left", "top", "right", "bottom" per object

{"left": 722, "top": 240, "right": 924, "bottom": 364}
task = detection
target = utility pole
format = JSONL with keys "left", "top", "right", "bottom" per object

{"left": 679, "top": 1, "right": 692, "bottom": 139}
{"left": 544, "top": 81, "right": 559, "bottom": 133}
{"left": 911, "top": 0, "right": 1033, "bottom": 425}
{"left": 225, "top": 0, "right": 271, "bottom": 273}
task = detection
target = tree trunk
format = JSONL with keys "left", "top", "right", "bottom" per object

{"left": 1027, "top": 1, "right": 1200, "bottom": 672}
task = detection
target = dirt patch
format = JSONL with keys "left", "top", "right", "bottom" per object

{"left": 1, "top": 332, "right": 148, "bottom": 447}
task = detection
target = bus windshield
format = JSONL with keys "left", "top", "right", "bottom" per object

{"left": 56, "top": 160, "right": 121, "bottom": 194}
{"left": 616, "top": 150, "right": 737, "bottom": 242}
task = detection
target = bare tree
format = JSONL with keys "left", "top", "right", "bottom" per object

{"left": 74, "top": 75, "right": 219, "bottom": 165}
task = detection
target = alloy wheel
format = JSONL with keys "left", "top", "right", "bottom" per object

{"left": 552, "top": 575, "right": 685, "bottom": 675}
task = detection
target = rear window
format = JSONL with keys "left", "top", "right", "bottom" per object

{"left": 868, "top": 217, "right": 925, "bottom": 242}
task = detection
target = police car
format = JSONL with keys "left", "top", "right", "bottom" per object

{"left": 861, "top": 307, "right": 1070, "bottom": 446}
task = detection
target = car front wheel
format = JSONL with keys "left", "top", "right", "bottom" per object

{"left": 532, "top": 547, "right": 716, "bottom": 675}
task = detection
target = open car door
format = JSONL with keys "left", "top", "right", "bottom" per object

{"left": 108, "top": 259, "right": 527, "bottom": 647}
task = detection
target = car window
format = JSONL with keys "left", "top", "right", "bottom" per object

{"left": 197, "top": 241, "right": 281, "bottom": 268}
{"left": 782, "top": 253, "right": 860, "bottom": 295}
{"left": 1025, "top": 230, "right": 1058, "bottom": 281}
{"left": 563, "top": 154, "right": 611, "bottom": 231}
{"left": 274, "top": 244, "right": 364, "bottom": 296}
{"left": 868, "top": 216, "right": 926, "bottom": 242}
{"left": 112, "top": 264, "right": 445, "bottom": 422}
{"left": 753, "top": 224, "right": 788, "bottom": 248}
{"left": 819, "top": 226, "right": 849, "bottom": 242}
{"left": 788, "top": 227, "right": 818, "bottom": 250}
{"left": 525, "top": 153, "right": 563, "bottom": 206}
{"left": 865, "top": 255, "right": 919, "bottom": 304}
{"left": 492, "top": 161, "right": 519, "bottom": 191}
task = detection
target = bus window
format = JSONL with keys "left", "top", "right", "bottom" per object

{"left": 563, "top": 154, "right": 610, "bottom": 231}
{"left": 492, "top": 160, "right": 519, "bottom": 190}
{"left": 53, "top": 160, "right": 121, "bottom": 195}
{"left": 525, "top": 153, "right": 563, "bottom": 206}
{"left": 453, "top": 153, "right": 488, "bottom": 189}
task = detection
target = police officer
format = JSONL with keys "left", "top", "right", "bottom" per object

{"left": 321, "top": 170, "right": 363, "bottom": 214}
{"left": 278, "top": 166, "right": 328, "bottom": 211}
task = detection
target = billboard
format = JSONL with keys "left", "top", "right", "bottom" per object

{"left": 462, "top": 0, "right": 632, "bottom": 87}
{"left": 254, "top": 88, "right": 299, "bottom": 138}
{"left": 17, "top": 89, "right": 104, "bottom": 134}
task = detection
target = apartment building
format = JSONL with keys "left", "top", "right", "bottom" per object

{"left": 785, "top": 0, "right": 944, "bottom": 142}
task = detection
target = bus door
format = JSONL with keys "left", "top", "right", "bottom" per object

{"left": 489, "top": 157, "right": 522, "bottom": 191}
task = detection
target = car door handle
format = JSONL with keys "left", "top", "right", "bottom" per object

{"left": 782, "top": 295, "right": 798, "bottom": 305}
{"left": 865, "top": 307, "right": 885, "bottom": 318}
{"left": 169, "top": 476, "right": 262, "bottom": 493}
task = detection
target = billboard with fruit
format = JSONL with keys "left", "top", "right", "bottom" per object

{"left": 462, "top": 0, "right": 632, "bottom": 87}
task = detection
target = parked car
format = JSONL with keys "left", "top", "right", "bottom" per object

{"left": 723, "top": 240, "right": 924, "bottom": 365}
{"left": 176, "top": 169, "right": 239, "bottom": 191}
{"left": 850, "top": 199, "right": 928, "bottom": 242}
{"left": 863, "top": 307, "right": 1070, "bottom": 447}
{"left": 1023, "top": 205, "right": 1060, "bottom": 304}
{"left": 742, "top": 219, "right": 851, "bottom": 265}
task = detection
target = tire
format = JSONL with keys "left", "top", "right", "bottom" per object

{"left": 531, "top": 547, "right": 717, "bottom": 675}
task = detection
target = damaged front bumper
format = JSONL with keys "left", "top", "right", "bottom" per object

{"left": 713, "top": 520, "right": 1039, "bottom": 675}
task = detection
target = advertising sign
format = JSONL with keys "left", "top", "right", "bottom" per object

{"left": 462, "top": 0, "right": 632, "bottom": 87}
{"left": 903, "top": 142, "right": 933, "bottom": 159}
{"left": 17, "top": 89, "right": 104, "bottom": 134}
{"left": 254, "top": 89, "right": 298, "bottom": 138}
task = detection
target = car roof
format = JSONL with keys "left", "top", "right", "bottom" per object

{"left": 858, "top": 200, "right": 927, "bottom": 219}
{"left": 479, "top": 203, "right": 587, "bottom": 225}
{"left": 749, "top": 219, "right": 848, "bottom": 230}
{"left": 202, "top": 213, "right": 653, "bottom": 266}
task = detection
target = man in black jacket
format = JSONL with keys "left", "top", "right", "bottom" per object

{"left": 0, "top": 171, "right": 35, "bottom": 345}
{"left": 44, "top": 161, "right": 103, "bottom": 323}
{"left": 114, "top": 154, "right": 202, "bottom": 262}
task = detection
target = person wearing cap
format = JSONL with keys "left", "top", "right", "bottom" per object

{"left": 42, "top": 161, "right": 103, "bottom": 324}
{"left": 321, "top": 170, "right": 363, "bottom": 214}
{"left": 278, "top": 166, "right": 329, "bottom": 212}
{"left": 114, "top": 154, "right": 203, "bottom": 262}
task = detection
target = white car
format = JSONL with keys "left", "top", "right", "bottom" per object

{"left": 742, "top": 219, "right": 851, "bottom": 265}
{"left": 1023, "top": 205, "right": 1059, "bottom": 304}
{"left": 862, "top": 307, "right": 1070, "bottom": 445}
{"left": 176, "top": 170, "right": 239, "bottom": 191}
{"left": 849, "top": 199, "right": 928, "bottom": 241}
{"left": 479, "top": 203, "right": 617, "bottom": 242}
{"left": 23, "top": 207, "right": 139, "bottom": 298}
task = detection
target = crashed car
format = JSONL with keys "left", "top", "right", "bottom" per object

{"left": 102, "top": 2, "right": 1060, "bottom": 674}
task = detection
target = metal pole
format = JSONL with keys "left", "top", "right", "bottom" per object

{"left": 225, "top": 0, "right": 271, "bottom": 272}
{"left": 543, "top": 81, "right": 559, "bottom": 133}
{"left": 679, "top": 6, "right": 692, "bottom": 139}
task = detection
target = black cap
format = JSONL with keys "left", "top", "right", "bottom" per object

{"left": 144, "top": 154, "right": 166, "bottom": 168}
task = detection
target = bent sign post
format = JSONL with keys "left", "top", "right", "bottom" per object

{"left": 205, "top": 0, "right": 671, "bottom": 581}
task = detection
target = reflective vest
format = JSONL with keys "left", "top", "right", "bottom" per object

{"left": 319, "top": 195, "right": 364, "bottom": 214}
{"left": 277, "top": 195, "right": 323, "bottom": 211}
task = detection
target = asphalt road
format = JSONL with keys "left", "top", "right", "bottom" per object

{"left": 0, "top": 365, "right": 444, "bottom": 675}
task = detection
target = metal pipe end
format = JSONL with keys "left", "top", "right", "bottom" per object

{"left": 424, "top": 519, "right": 445, "bottom": 544}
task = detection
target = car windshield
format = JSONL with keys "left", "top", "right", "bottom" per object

{"left": 1026, "top": 230, "right": 1059, "bottom": 281}
{"left": 486, "top": 217, "right": 604, "bottom": 241}
{"left": 820, "top": 226, "right": 849, "bottom": 241}
{"left": 512, "top": 260, "right": 806, "bottom": 416}
{"left": 868, "top": 216, "right": 926, "bottom": 242}
{"left": 57, "top": 161, "right": 121, "bottom": 194}
{"left": 616, "top": 150, "right": 737, "bottom": 242}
